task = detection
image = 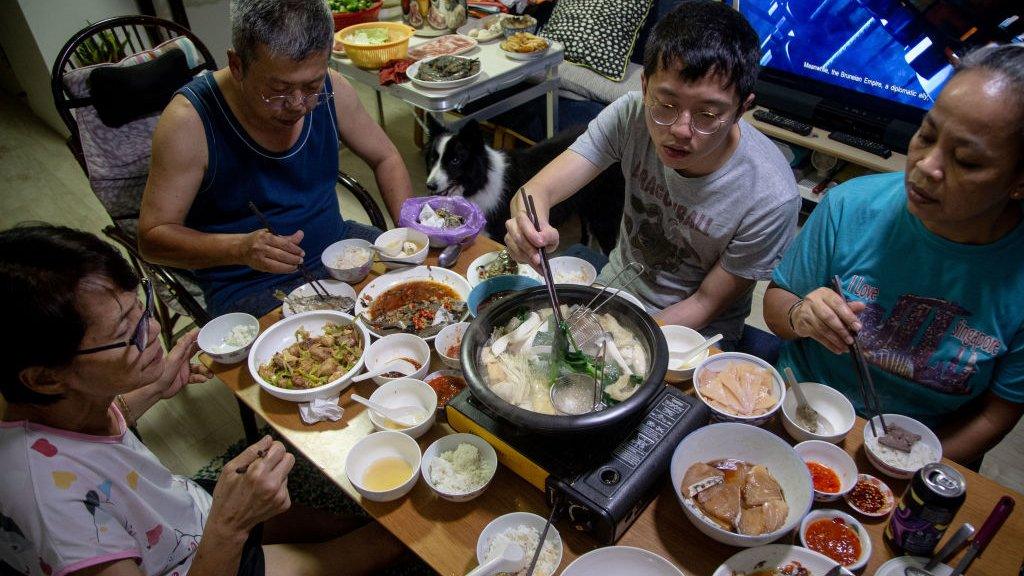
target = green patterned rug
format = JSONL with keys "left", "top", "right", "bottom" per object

{"left": 196, "top": 429, "right": 436, "bottom": 575}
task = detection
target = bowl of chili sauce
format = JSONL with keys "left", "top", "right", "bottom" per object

{"left": 794, "top": 440, "right": 858, "bottom": 502}
{"left": 844, "top": 473, "right": 895, "bottom": 517}
{"left": 424, "top": 369, "right": 467, "bottom": 421}
{"left": 799, "top": 509, "right": 871, "bottom": 571}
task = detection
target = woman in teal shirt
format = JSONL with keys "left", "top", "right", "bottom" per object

{"left": 763, "top": 45, "right": 1024, "bottom": 465}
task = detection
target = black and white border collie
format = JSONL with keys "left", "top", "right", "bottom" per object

{"left": 423, "top": 117, "right": 623, "bottom": 253}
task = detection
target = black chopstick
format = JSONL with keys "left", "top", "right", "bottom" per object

{"left": 831, "top": 275, "right": 888, "bottom": 436}
{"left": 524, "top": 192, "right": 563, "bottom": 324}
{"left": 247, "top": 202, "right": 329, "bottom": 301}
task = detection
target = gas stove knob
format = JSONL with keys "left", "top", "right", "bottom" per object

{"left": 567, "top": 502, "right": 593, "bottom": 531}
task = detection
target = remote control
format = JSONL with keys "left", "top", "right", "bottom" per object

{"left": 828, "top": 131, "right": 892, "bottom": 158}
{"left": 753, "top": 109, "right": 813, "bottom": 136}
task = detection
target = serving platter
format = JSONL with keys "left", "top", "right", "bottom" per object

{"left": 407, "top": 56, "right": 483, "bottom": 90}
{"left": 355, "top": 265, "right": 471, "bottom": 340}
{"left": 407, "top": 34, "right": 478, "bottom": 60}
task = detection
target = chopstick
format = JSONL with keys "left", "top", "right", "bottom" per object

{"left": 831, "top": 275, "right": 888, "bottom": 436}
{"left": 247, "top": 201, "right": 329, "bottom": 301}
{"left": 523, "top": 191, "right": 564, "bottom": 324}
{"left": 235, "top": 448, "right": 266, "bottom": 474}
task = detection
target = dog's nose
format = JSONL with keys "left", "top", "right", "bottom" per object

{"left": 425, "top": 181, "right": 437, "bottom": 192}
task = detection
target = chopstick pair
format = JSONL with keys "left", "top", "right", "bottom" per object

{"left": 522, "top": 190, "right": 564, "bottom": 325}
{"left": 247, "top": 202, "right": 329, "bottom": 301}
{"left": 831, "top": 275, "right": 888, "bottom": 436}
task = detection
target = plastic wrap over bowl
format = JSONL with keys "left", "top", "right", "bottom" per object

{"left": 398, "top": 195, "right": 486, "bottom": 247}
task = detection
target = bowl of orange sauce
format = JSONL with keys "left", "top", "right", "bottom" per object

{"left": 799, "top": 509, "right": 870, "bottom": 571}
{"left": 794, "top": 440, "right": 858, "bottom": 502}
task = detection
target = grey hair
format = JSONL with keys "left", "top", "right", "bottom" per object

{"left": 231, "top": 0, "right": 333, "bottom": 69}
{"left": 958, "top": 44, "right": 1024, "bottom": 156}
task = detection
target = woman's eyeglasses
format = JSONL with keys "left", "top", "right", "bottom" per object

{"left": 645, "top": 94, "right": 727, "bottom": 135}
{"left": 75, "top": 279, "right": 153, "bottom": 355}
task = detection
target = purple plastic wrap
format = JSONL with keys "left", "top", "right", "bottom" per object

{"left": 398, "top": 195, "right": 486, "bottom": 247}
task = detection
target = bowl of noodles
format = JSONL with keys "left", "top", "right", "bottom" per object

{"left": 248, "top": 310, "right": 370, "bottom": 402}
{"left": 460, "top": 284, "right": 667, "bottom": 434}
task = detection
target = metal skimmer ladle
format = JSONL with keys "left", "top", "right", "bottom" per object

{"left": 565, "top": 262, "right": 646, "bottom": 350}
{"left": 550, "top": 340, "right": 608, "bottom": 415}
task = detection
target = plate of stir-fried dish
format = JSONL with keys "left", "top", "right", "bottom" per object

{"left": 355, "top": 266, "right": 471, "bottom": 341}
{"left": 248, "top": 311, "right": 370, "bottom": 402}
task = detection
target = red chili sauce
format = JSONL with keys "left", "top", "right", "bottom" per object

{"left": 427, "top": 375, "right": 466, "bottom": 407}
{"left": 804, "top": 517, "right": 861, "bottom": 566}
{"left": 848, "top": 479, "right": 887, "bottom": 513}
{"left": 806, "top": 461, "right": 841, "bottom": 493}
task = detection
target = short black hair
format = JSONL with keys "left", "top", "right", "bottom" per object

{"left": 0, "top": 225, "right": 138, "bottom": 405}
{"left": 643, "top": 0, "right": 761, "bottom": 108}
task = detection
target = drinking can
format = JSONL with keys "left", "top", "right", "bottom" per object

{"left": 885, "top": 462, "right": 967, "bottom": 555}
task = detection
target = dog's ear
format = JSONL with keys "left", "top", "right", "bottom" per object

{"left": 425, "top": 114, "right": 445, "bottom": 139}
{"left": 459, "top": 119, "right": 484, "bottom": 147}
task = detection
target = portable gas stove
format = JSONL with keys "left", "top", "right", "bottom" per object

{"left": 446, "top": 385, "right": 709, "bottom": 544}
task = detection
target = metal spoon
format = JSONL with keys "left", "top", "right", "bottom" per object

{"left": 784, "top": 366, "right": 834, "bottom": 435}
{"left": 904, "top": 523, "right": 975, "bottom": 576}
{"left": 438, "top": 239, "right": 473, "bottom": 268}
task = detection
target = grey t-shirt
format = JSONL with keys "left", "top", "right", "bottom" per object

{"left": 571, "top": 92, "right": 800, "bottom": 340}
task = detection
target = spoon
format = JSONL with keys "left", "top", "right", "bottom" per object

{"left": 350, "top": 394, "right": 424, "bottom": 428}
{"left": 352, "top": 358, "right": 417, "bottom": 383}
{"left": 438, "top": 239, "right": 473, "bottom": 268}
{"left": 464, "top": 542, "right": 526, "bottom": 576}
{"left": 668, "top": 333, "right": 723, "bottom": 369}
{"left": 784, "top": 366, "right": 834, "bottom": 435}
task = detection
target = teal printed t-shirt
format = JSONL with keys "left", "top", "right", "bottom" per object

{"left": 772, "top": 172, "right": 1024, "bottom": 428}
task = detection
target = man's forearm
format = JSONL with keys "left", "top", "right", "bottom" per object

{"left": 140, "top": 224, "right": 245, "bottom": 269}
{"left": 374, "top": 155, "right": 413, "bottom": 224}
{"left": 655, "top": 293, "right": 717, "bottom": 331}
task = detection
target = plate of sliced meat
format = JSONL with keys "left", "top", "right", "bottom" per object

{"left": 408, "top": 34, "right": 478, "bottom": 60}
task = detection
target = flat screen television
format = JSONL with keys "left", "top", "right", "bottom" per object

{"left": 736, "top": 0, "right": 1022, "bottom": 152}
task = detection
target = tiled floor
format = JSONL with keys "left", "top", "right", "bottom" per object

{"left": 1, "top": 84, "right": 1021, "bottom": 494}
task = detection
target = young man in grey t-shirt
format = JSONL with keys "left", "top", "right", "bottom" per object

{"left": 504, "top": 0, "right": 799, "bottom": 345}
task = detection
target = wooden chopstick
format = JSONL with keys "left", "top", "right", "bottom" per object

{"left": 247, "top": 201, "right": 329, "bottom": 301}
{"left": 524, "top": 191, "right": 563, "bottom": 324}
{"left": 831, "top": 275, "right": 888, "bottom": 436}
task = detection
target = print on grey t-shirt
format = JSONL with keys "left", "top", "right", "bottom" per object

{"left": 570, "top": 92, "right": 800, "bottom": 340}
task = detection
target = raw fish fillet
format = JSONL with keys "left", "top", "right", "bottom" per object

{"left": 699, "top": 363, "right": 776, "bottom": 416}
{"left": 761, "top": 498, "right": 788, "bottom": 532}
{"left": 696, "top": 482, "right": 741, "bottom": 526}
{"left": 736, "top": 499, "right": 788, "bottom": 535}
{"left": 743, "top": 464, "right": 784, "bottom": 506}
{"left": 682, "top": 462, "right": 724, "bottom": 497}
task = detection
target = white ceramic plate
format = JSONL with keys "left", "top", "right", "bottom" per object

{"left": 355, "top": 266, "right": 471, "bottom": 340}
{"left": 712, "top": 544, "right": 853, "bottom": 576}
{"left": 457, "top": 14, "right": 503, "bottom": 42}
{"left": 499, "top": 44, "right": 549, "bottom": 60}
{"left": 407, "top": 56, "right": 482, "bottom": 90}
{"left": 407, "top": 34, "right": 478, "bottom": 60}
{"left": 875, "top": 556, "right": 952, "bottom": 576}
{"left": 562, "top": 546, "right": 682, "bottom": 576}
{"left": 281, "top": 279, "right": 357, "bottom": 317}
{"left": 466, "top": 250, "right": 542, "bottom": 287}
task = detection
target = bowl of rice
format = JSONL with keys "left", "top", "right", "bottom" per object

{"left": 862, "top": 413, "right": 941, "bottom": 479}
{"left": 322, "top": 238, "right": 374, "bottom": 283}
{"left": 198, "top": 312, "right": 260, "bottom": 364}
{"left": 420, "top": 433, "right": 497, "bottom": 502}
{"left": 476, "top": 512, "right": 562, "bottom": 576}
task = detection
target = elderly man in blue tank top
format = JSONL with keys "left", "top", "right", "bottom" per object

{"left": 139, "top": 0, "right": 412, "bottom": 317}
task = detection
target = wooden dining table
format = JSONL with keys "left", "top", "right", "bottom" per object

{"left": 205, "top": 236, "right": 1024, "bottom": 575}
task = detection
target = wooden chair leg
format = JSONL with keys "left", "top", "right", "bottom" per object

{"left": 237, "top": 397, "right": 261, "bottom": 444}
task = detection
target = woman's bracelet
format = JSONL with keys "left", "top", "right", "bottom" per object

{"left": 787, "top": 299, "right": 805, "bottom": 333}
{"left": 115, "top": 394, "right": 134, "bottom": 426}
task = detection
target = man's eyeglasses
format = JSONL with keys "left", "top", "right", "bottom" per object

{"left": 75, "top": 279, "right": 153, "bottom": 355}
{"left": 645, "top": 94, "right": 727, "bottom": 135}
{"left": 259, "top": 90, "right": 334, "bottom": 110}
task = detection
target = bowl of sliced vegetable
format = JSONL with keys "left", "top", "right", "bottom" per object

{"left": 330, "top": 0, "right": 382, "bottom": 31}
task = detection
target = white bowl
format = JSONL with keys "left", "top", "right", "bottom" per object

{"left": 322, "top": 238, "right": 374, "bottom": 284}
{"left": 423, "top": 369, "right": 467, "bottom": 419}
{"left": 660, "top": 325, "right": 707, "bottom": 383}
{"left": 862, "top": 413, "right": 942, "bottom": 479}
{"left": 780, "top": 382, "right": 856, "bottom": 443}
{"left": 692, "top": 352, "right": 786, "bottom": 426}
{"left": 799, "top": 509, "right": 871, "bottom": 571}
{"left": 844, "top": 473, "right": 895, "bottom": 518}
{"left": 476, "top": 512, "right": 563, "bottom": 576}
{"left": 198, "top": 312, "right": 259, "bottom": 364}
{"left": 367, "top": 378, "right": 437, "bottom": 438}
{"left": 712, "top": 544, "right": 855, "bottom": 576}
{"left": 592, "top": 283, "right": 647, "bottom": 311}
{"left": 434, "top": 321, "right": 468, "bottom": 369}
{"left": 546, "top": 256, "right": 596, "bottom": 285}
{"left": 345, "top": 430, "right": 421, "bottom": 502}
{"left": 793, "top": 440, "right": 858, "bottom": 502}
{"left": 467, "top": 250, "right": 541, "bottom": 287}
{"left": 247, "top": 311, "right": 369, "bottom": 402}
{"left": 280, "top": 279, "right": 357, "bottom": 317}
{"left": 373, "top": 228, "right": 429, "bottom": 269}
{"left": 420, "top": 433, "right": 497, "bottom": 502}
{"left": 669, "top": 423, "right": 813, "bottom": 548}
{"left": 562, "top": 546, "right": 682, "bottom": 575}
{"left": 362, "top": 333, "right": 431, "bottom": 385}
{"left": 408, "top": 55, "right": 482, "bottom": 90}
{"left": 355, "top": 265, "right": 472, "bottom": 341}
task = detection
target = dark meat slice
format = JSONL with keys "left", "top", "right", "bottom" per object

{"left": 878, "top": 423, "right": 921, "bottom": 453}
{"left": 743, "top": 464, "right": 784, "bottom": 507}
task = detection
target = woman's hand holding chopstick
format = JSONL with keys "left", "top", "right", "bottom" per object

{"left": 789, "top": 286, "right": 866, "bottom": 355}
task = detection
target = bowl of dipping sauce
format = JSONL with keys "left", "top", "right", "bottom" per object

{"left": 361, "top": 333, "right": 430, "bottom": 385}
{"left": 366, "top": 377, "right": 437, "bottom": 439}
{"left": 844, "top": 473, "right": 895, "bottom": 517}
{"left": 799, "top": 509, "right": 871, "bottom": 572}
{"left": 424, "top": 369, "right": 467, "bottom": 420}
{"left": 794, "top": 440, "right": 858, "bottom": 503}
{"left": 345, "top": 430, "right": 421, "bottom": 502}
{"left": 434, "top": 321, "right": 469, "bottom": 369}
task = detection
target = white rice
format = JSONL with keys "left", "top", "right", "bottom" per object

{"left": 485, "top": 524, "right": 559, "bottom": 576}
{"left": 865, "top": 434, "right": 939, "bottom": 471}
{"left": 218, "top": 324, "right": 256, "bottom": 351}
{"left": 335, "top": 246, "right": 370, "bottom": 269}
{"left": 428, "top": 443, "right": 492, "bottom": 494}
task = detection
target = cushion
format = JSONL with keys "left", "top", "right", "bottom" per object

{"left": 558, "top": 60, "right": 644, "bottom": 104}
{"left": 88, "top": 47, "right": 193, "bottom": 128}
{"left": 61, "top": 36, "right": 204, "bottom": 222}
{"left": 540, "top": 0, "right": 655, "bottom": 81}
{"left": 631, "top": 0, "right": 684, "bottom": 65}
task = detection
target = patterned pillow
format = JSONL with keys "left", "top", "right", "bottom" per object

{"left": 540, "top": 0, "right": 655, "bottom": 81}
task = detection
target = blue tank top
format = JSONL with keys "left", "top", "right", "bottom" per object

{"left": 178, "top": 73, "right": 344, "bottom": 314}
